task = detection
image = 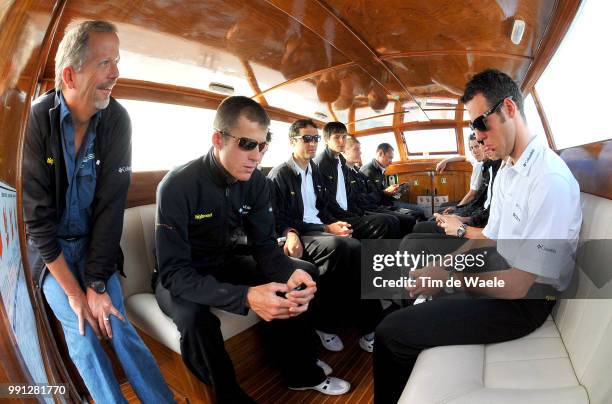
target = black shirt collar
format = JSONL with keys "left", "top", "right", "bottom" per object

{"left": 204, "top": 147, "right": 237, "bottom": 187}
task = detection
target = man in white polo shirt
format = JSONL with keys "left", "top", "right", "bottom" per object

{"left": 373, "top": 69, "right": 582, "bottom": 404}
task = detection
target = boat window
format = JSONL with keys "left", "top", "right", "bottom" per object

{"left": 523, "top": 93, "right": 549, "bottom": 148}
{"left": 261, "top": 120, "right": 293, "bottom": 168}
{"left": 535, "top": 0, "right": 612, "bottom": 149}
{"left": 354, "top": 104, "right": 395, "bottom": 131}
{"left": 357, "top": 132, "right": 400, "bottom": 163}
{"left": 119, "top": 99, "right": 216, "bottom": 172}
{"left": 404, "top": 128, "right": 457, "bottom": 157}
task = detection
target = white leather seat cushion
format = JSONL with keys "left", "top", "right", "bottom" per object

{"left": 399, "top": 193, "right": 612, "bottom": 403}
{"left": 125, "top": 293, "right": 260, "bottom": 354}
{"left": 120, "top": 204, "right": 262, "bottom": 354}
{"left": 399, "top": 317, "right": 588, "bottom": 404}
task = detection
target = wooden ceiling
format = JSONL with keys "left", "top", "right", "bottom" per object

{"left": 43, "top": 0, "right": 567, "bottom": 128}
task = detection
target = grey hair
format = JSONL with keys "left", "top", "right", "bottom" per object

{"left": 54, "top": 20, "right": 117, "bottom": 91}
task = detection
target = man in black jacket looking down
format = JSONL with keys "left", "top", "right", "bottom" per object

{"left": 155, "top": 97, "right": 350, "bottom": 403}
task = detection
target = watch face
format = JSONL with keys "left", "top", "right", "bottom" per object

{"left": 89, "top": 281, "right": 106, "bottom": 294}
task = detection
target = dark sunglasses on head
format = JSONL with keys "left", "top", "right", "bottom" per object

{"left": 469, "top": 96, "right": 513, "bottom": 132}
{"left": 293, "top": 134, "right": 321, "bottom": 143}
{"left": 219, "top": 131, "right": 270, "bottom": 152}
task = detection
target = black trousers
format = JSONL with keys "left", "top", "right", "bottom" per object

{"left": 369, "top": 208, "right": 416, "bottom": 236}
{"left": 346, "top": 213, "right": 400, "bottom": 239}
{"left": 373, "top": 234, "right": 556, "bottom": 403}
{"left": 301, "top": 231, "right": 382, "bottom": 335}
{"left": 155, "top": 255, "right": 325, "bottom": 404}
{"left": 412, "top": 219, "right": 445, "bottom": 235}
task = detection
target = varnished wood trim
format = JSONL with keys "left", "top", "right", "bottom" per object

{"left": 521, "top": 0, "right": 582, "bottom": 92}
{"left": 558, "top": 139, "right": 612, "bottom": 200}
{"left": 386, "top": 160, "right": 472, "bottom": 175}
{"left": 530, "top": 88, "right": 556, "bottom": 150}
{"left": 347, "top": 105, "right": 356, "bottom": 134}
{"left": 326, "top": 102, "right": 338, "bottom": 122}
{"left": 126, "top": 171, "right": 168, "bottom": 208}
{"left": 456, "top": 103, "right": 466, "bottom": 155}
{"left": 241, "top": 60, "right": 268, "bottom": 107}
{"left": 393, "top": 101, "right": 408, "bottom": 160}
{"left": 380, "top": 49, "right": 532, "bottom": 61}
{"left": 28, "top": 0, "right": 66, "bottom": 98}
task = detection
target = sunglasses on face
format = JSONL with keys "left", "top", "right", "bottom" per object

{"left": 219, "top": 131, "right": 270, "bottom": 152}
{"left": 293, "top": 134, "right": 321, "bottom": 143}
{"left": 469, "top": 96, "right": 513, "bottom": 132}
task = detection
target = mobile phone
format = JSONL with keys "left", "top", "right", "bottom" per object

{"left": 276, "top": 283, "right": 307, "bottom": 298}
{"left": 398, "top": 182, "right": 410, "bottom": 192}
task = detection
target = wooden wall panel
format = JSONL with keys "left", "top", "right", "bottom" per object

{"left": 559, "top": 139, "right": 612, "bottom": 200}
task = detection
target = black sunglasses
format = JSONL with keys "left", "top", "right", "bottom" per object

{"left": 292, "top": 134, "right": 321, "bottom": 143}
{"left": 469, "top": 96, "right": 513, "bottom": 132}
{"left": 219, "top": 131, "right": 270, "bottom": 152}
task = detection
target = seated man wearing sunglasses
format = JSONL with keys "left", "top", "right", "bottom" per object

{"left": 155, "top": 97, "right": 350, "bottom": 403}
{"left": 373, "top": 69, "right": 581, "bottom": 403}
{"left": 268, "top": 119, "right": 384, "bottom": 354}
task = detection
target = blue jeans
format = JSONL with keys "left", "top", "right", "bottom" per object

{"left": 43, "top": 239, "right": 174, "bottom": 404}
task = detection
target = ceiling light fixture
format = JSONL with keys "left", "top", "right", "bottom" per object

{"left": 314, "top": 111, "right": 328, "bottom": 120}
{"left": 511, "top": 19, "right": 526, "bottom": 45}
{"left": 209, "top": 82, "right": 235, "bottom": 95}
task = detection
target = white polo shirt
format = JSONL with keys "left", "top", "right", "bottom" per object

{"left": 290, "top": 158, "right": 323, "bottom": 225}
{"left": 469, "top": 161, "right": 484, "bottom": 191}
{"left": 335, "top": 159, "right": 348, "bottom": 210}
{"left": 483, "top": 137, "right": 582, "bottom": 290}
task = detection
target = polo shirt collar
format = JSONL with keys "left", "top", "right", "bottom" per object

{"left": 508, "top": 136, "right": 541, "bottom": 177}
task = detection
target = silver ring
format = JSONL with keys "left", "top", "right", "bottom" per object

{"left": 104, "top": 317, "right": 110, "bottom": 321}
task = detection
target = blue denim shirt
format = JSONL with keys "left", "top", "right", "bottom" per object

{"left": 57, "top": 93, "right": 101, "bottom": 238}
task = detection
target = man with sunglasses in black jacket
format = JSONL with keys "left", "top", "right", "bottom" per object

{"left": 268, "top": 119, "right": 384, "bottom": 355}
{"left": 155, "top": 97, "right": 350, "bottom": 403}
{"left": 313, "top": 122, "right": 401, "bottom": 239}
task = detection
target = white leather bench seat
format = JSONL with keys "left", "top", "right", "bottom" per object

{"left": 119, "top": 204, "right": 260, "bottom": 355}
{"left": 399, "top": 193, "right": 612, "bottom": 404}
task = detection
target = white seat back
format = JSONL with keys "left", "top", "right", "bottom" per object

{"left": 553, "top": 193, "right": 612, "bottom": 403}
{"left": 120, "top": 204, "right": 157, "bottom": 299}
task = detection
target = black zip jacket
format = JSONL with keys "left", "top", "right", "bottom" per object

{"left": 313, "top": 146, "right": 363, "bottom": 217}
{"left": 267, "top": 157, "right": 337, "bottom": 236}
{"left": 346, "top": 165, "right": 383, "bottom": 211}
{"left": 360, "top": 159, "right": 395, "bottom": 206}
{"left": 23, "top": 90, "right": 131, "bottom": 287}
{"left": 156, "top": 148, "right": 305, "bottom": 315}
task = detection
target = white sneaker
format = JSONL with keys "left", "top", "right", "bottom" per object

{"left": 359, "top": 332, "right": 375, "bottom": 353}
{"left": 316, "top": 330, "right": 344, "bottom": 352}
{"left": 289, "top": 377, "right": 351, "bottom": 395}
{"left": 316, "top": 359, "right": 332, "bottom": 376}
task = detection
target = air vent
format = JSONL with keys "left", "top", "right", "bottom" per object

{"left": 209, "top": 82, "right": 235, "bottom": 95}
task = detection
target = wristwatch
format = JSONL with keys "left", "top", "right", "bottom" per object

{"left": 87, "top": 280, "right": 106, "bottom": 294}
{"left": 456, "top": 224, "right": 467, "bottom": 238}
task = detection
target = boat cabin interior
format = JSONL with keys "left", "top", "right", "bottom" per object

{"left": 0, "top": 0, "right": 611, "bottom": 403}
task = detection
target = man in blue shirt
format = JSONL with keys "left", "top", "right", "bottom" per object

{"left": 23, "top": 20, "right": 173, "bottom": 403}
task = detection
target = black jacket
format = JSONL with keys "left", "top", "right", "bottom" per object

{"left": 360, "top": 159, "right": 394, "bottom": 206}
{"left": 313, "top": 146, "right": 362, "bottom": 217}
{"left": 156, "top": 148, "right": 304, "bottom": 315}
{"left": 23, "top": 90, "right": 131, "bottom": 287}
{"left": 267, "top": 157, "right": 338, "bottom": 236}
{"left": 346, "top": 165, "right": 384, "bottom": 212}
